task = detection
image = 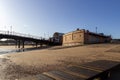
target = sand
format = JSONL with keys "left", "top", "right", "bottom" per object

{"left": 0, "top": 45, "right": 36, "bottom": 49}
{"left": 0, "top": 43, "right": 120, "bottom": 80}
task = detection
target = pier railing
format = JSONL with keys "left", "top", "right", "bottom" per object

{"left": 0, "top": 30, "right": 44, "bottom": 40}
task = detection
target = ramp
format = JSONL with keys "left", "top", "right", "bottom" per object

{"left": 36, "top": 60, "right": 120, "bottom": 80}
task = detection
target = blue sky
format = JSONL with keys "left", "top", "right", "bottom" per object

{"left": 0, "top": 0, "right": 120, "bottom": 38}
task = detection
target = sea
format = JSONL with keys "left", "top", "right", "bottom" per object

{"left": 0, "top": 47, "right": 47, "bottom": 55}
{"left": 0, "top": 48, "right": 22, "bottom": 54}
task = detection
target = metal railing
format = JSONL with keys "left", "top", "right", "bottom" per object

{"left": 0, "top": 30, "right": 45, "bottom": 40}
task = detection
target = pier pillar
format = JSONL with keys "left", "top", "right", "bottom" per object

{"left": 15, "top": 40, "right": 18, "bottom": 48}
{"left": 18, "top": 40, "right": 21, "bottom": 48}
{"left": 36, "top": 42, "right": 38, "bottom": 47}
{"left": 40, "top": 43, "right": 43, "bottom": 47}
{"left": 22, "top": 40, "right": 25, "bottom": 49}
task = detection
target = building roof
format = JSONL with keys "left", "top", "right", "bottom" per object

{"left": 64, "top": 29, "right": 111, "bottom": 38}
{"left": 53, "top": 32, "right": 64, "bottom": 37}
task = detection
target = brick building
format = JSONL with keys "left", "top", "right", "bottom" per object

{"left": 63, "top": 29, "right": 111, "bottom": 46}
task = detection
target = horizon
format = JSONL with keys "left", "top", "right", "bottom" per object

{"left": 0, "top": 0, "right": 120, "bottom": 39}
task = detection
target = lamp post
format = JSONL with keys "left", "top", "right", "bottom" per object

{"left": 96, "top": 27, "right": 97, "bottom": 33}
{"left": 44, "top": 33, "right": 46, "bottom": 40}
{"left": 10, "top": 26, "right": 12, "bottom": 34}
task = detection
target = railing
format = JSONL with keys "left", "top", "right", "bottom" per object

{"left": 0, "top": 30, "right": 45, "bottom": 40}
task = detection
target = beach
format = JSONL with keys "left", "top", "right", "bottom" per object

{"left": 0, "top": 43, "right": 120, "bottom": 80}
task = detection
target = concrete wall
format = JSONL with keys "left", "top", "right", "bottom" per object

{"left": 84, "top": 32, "right": 111, "bottom": 44}
{"left": 63, "top": 30, "right": 85, "bottom": 46}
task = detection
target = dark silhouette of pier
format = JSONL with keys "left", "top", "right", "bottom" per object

{"left": 0, "top": 30, "right": 52, "bottom": 48}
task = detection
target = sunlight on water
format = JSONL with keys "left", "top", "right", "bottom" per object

{"left": 0, "top": 54, "right": 5, "bottom": 58}
{"left": 0, "top": 48, "right": 12, "bottom": 54}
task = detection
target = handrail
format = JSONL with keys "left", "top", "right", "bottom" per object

{"left": 0, "top": 30, "right": 45, "bottom": 40}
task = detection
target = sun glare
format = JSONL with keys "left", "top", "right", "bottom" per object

{"left": 0, "top": 9, "right": 7, "bottom": 28}
{"left": 0, "top": 2, "right": 9, "bottom": 30}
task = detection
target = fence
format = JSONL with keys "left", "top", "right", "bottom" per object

{"left": 0, "top": 30, "right": 44, "bottom": 40}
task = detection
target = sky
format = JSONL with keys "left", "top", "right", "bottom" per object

{"left": 0, "top": 0, "right": 120, "bottom": 39}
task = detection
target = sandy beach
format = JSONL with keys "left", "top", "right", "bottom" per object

{"left": 0, "top": 45, "right": 37, "bottom": 49}
{"left": 0, "top": 43, "right": 120, "bottom": 80}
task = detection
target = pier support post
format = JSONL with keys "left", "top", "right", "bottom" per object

{"left": 18, "top": 40, "right": 21, "bottom": 48}
{"left": 15, "top": 40, "right": 18, "bottom": 48}
{"left": 40, "top": 43, "right": 43, "bottom": 47}
{"left": 36, "top": 42, "right": 38, "bottom": 47}
{"left": 22, "top": 40, "right": 24, "bottom": 49}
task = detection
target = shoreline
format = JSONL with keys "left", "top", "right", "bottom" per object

{"left": 0, "top": 45, "right": 50, "bottom": 55}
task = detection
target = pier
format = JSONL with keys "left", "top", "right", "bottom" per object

{"left": 0, "top": 30, "right": 51, "bottom": 49}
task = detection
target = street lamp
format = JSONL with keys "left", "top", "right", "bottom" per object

{"left": 10, "top": 26, "right": 12, "bottom": 34}
{"left": 96, "top": 27, "right": 97, "bottom": 33}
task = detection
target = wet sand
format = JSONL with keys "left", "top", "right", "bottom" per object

{"left": 0, "top": 44, "right": 120, "bottom": 80}
{"left": 0, "top": 45, "right": 36, "bottom": 49}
